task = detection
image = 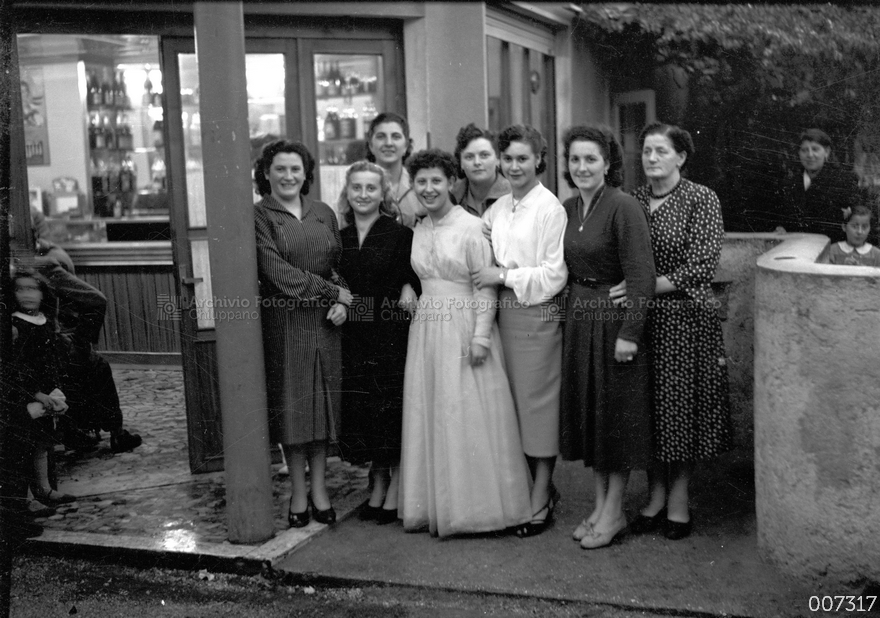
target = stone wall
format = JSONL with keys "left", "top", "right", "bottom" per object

{"left": 717, "top": 233, "right": 782, "bottom": 453}
{"left": 753, "top": 234, "right": 880, "bottom": 582}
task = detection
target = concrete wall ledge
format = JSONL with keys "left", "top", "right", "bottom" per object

{"left": 753, "top": 232, "right": 880, "bottom": 583}
{"left": 757, "top": 232, "right": 880, "bottom": 276}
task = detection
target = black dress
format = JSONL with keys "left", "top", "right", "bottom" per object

{"left": 559, "top": 187, "right": 656, "bottom": 471}
{"left": 11, "top": 313, "right": 68, "bottom": 445}
{"left": 339, "top": 215, "right": 419, "bottom": 465}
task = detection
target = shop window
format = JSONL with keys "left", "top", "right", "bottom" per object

{"left": 17, "top": 34, "right": 170, "bottom": 244}
{"left": 613, "top": 90, "right": 656, "bottom": 193}
{"left": 313, "top": 53, "right": 384, "bottom": 206}
{"left": 485, "top": 34, "right": 556, "bottom": 192}
{"left": 176, "top": 52, "right": 284, "bottom": 329}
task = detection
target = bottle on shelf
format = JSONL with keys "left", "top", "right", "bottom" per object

{"left": 323, "top": 105, "right": 340, "bottom": 141}
{"left": 88, "top": 70, "right": 102, "bottom": 109}
{"left": 151, "top": 155, "right": 167, "bottom": 191}
{"left": 94, "top": 113, "right": 106, "bottom": 149}
{"left": 102, "top": 113, "right": 116, "bottom": 150}
{"left": 92, "top": 156, "right": 111, "bottom": 217}
{"left": 120, "top": 154, "right": 137, "bottom": 200}
{"left": 116, "top": 112, "right": 132, "bottom": 150}
{"left": 327, "top": 61, "right": 342, "bottom": 97}
{"left": 340, "top": 103, "right": 358, "bottom": 140}
{"left": 101, "top": 68, "right": 114, "bottom": 107}
{"left": 143, "top": 66, "right": 153, "bottom": 107}
{"left": 316, "top": 61, "right": 329, "bottom": 97}
{"left": 361, "top": 100, "right": 377, "bottom": 137}
{"left": 113, "top": 71, "right": 125, "bottom": 108}
{"left": 88, "top": 112, "right": 100, "bottom": 149}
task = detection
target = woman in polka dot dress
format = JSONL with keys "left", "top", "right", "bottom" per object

{"left": 611, "top": 122, "right": 732, "bottom": 541}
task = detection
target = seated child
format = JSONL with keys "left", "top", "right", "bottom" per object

{"left": 828, "top": 204, "right": 880, "bottom": 267}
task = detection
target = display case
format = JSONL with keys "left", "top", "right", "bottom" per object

{"left": 314, "top": 53, "right": 384, "bottom": 204}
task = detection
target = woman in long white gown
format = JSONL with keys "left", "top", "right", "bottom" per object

{"left": 399, "top": 149, "right": 532, "bottom": 537}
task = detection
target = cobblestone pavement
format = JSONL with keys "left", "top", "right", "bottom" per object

{"left": 42, "top": 366, "right": 368, "bottom": 548}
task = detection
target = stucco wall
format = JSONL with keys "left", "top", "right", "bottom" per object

{"left": 753, "top": 234, "right": 880, "bottom": 582}
{"left": 717, "top": 233, "right": 782, "bottom": 451}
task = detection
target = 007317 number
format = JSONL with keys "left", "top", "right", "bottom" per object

{"left": 809, "top": 596, "right": 876, "bottom": 612}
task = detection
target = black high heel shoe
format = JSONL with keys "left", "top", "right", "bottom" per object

{"left": 629, "top": 507, "right": 667, "bottom": 535}
{"left": 359, "top": 504, "right": 383, "bottom": 521}
{"left": 375, "top": 508, "right": 397, "bottom": 525}
{"left": 288, "top": 497, "right": 309, "bottom": 528}
{"left": 515, "top": 489, "right": 560, "bottom": 538}
{"left": 663, "top": 518, "right": 692, "bottom": 540}
{"left": 309, "top": 498, "right": 336, "bottom": 525}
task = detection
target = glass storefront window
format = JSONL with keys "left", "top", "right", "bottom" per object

{"left": 313, "top": 53, "right": 383, "bottom": 206}
{"left": 177, "top": 52, "right": 285, "bottom": 329}
{"left": 17, "top": 34, "right": 169, "bottom": 243}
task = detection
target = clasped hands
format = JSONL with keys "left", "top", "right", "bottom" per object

{"left": 29, "top": 389, "right": 68, "bottom": 419}
{"left": 327, "top": 286, "right": 353, "bottom": 326}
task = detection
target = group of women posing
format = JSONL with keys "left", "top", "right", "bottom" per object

{"left": 252, "top": 111, "right": 732, "bottom": 548}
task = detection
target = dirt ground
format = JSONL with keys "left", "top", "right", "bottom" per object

{"left": 7, "top": 554, "right": 704, "bottom": 618}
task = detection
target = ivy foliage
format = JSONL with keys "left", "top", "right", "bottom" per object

{"left": 575, "top": 3, "right": 880, "bottom": 232}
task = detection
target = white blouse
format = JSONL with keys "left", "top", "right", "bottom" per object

{"left": 483, "top": 182, "right": 568, "bottom": 306}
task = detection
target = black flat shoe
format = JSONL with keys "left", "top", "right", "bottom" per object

{"left": 663, "top": 518, "right": 692, "bottom": 540}
{"left": 359, "top": 504, "right": 382, "bottom": 521}
{"left": 376, "top": 508, "right": 398, "bottom": 525}
{"left": 288, "top": 497, "right": 309, "bottom": 528}
{"left": 111, "top": 429, "right": 142, "bottom": 453}
{"left": 629, "top": 508, "right": 667, "bottom": 535}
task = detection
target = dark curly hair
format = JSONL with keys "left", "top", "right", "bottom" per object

{"left": 498, "top": 125, "right": 547, "bottom": 175}
{"left": 366, "top": 112, "right": 413, "bottom": 164}
{"left": 638, "top": 122, "right": 695, "bottom": 170}
{"left": 453, "top": 123, "right": 498, "bottom": 179}
{"left": 406, "top": 149, "right": 458, "bottom": 182}
{"left": 562, "top": 125, "right": 624, "bottom": 188}
{"left": 253, "top": 140, "right": 316, "bottom": 197}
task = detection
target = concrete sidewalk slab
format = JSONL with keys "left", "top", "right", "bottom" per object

{"left": 25, "top": 366, "right": 369, "bottom": 573}
{"left": 276, "top": 459, "right": 847, "bottom": 618}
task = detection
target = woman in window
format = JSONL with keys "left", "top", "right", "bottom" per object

{"left": 366, "top": 112, "right": 424, "bottom": 228}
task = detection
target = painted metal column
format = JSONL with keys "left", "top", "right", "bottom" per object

{"left": 193, "top": 1, "right": 274, "bottom": 543}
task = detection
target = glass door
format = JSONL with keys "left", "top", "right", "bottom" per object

{"left": 162, "top": 35, "right": 400, "bottom": 472}
{"left": 162, "top": 38, "right": 290, "bottom": 472}
{"left": 299, "top": 38, "right": 403, "bottom": 207}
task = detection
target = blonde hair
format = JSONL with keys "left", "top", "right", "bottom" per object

{"left": 337, "top": 160, "right": 398, "bottom": 228}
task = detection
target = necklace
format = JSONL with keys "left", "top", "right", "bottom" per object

{"left": 650, "top": 179, "right": 681, "bottom": 200}
{"left": 578, "top": 185, "right": 606, "bottom": 232}
{"left": 511, "top": 196, "right": 524, "bottom": 212}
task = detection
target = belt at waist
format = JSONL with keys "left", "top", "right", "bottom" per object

{"left": 420, "top": 278, "right": 474, "bottom": 297}
{"left": 568, "top": 275, "right": 612, "bottom": 289}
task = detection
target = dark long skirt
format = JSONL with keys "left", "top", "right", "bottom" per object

{"left": 559, "top": 283, "right": 652, "bottom": 471}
